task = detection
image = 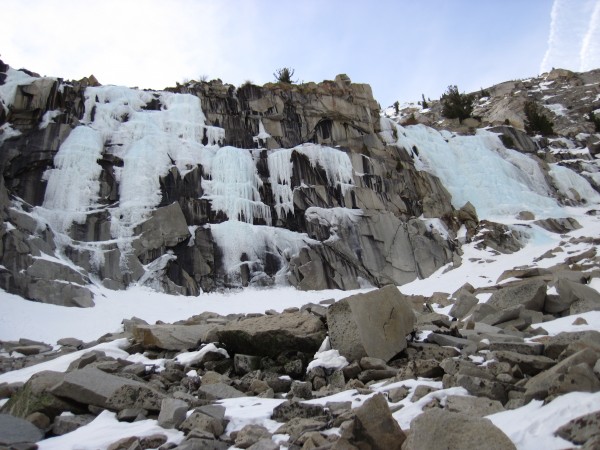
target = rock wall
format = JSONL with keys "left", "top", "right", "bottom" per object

{"left": 0, "top": 61, "right": 459, "bottom": 305}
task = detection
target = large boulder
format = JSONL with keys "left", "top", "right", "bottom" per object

{"left": 50, "top": 367, "right": 165, "bottom": 411}
{"left": 0, "top": 370, "right": 81, "bottom": 420}
{"left": 216, "top": 312, "right": 326, "bottom": 358}
{"left": 133, "top": 202, "right": 191, "bottom": 264}
{"left": 555, "top": 279, "right": 600, "bottom": 314}
{"left": 350, "top": 393, "right": 406, "bottom": 449}
{"left": 402, "top": 409, "right": 516, "bottom": 450}
{"left": 0, "top": 413, "right": 44, "bottom": 447}
{"left": 327, "top": 285, "right": 415, "bottom": 362}
{"left": 131, "top": 323, "right": 219, "bottom": 351}
{"left": 487, "top": 280, "right": 547, "bottom": 312}
{"left": 555, "top": 410, "right": 600, "bottom": 446}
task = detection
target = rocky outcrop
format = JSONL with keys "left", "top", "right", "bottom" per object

{"left": 0, "top": 58, "right": 460, "bottom": 304}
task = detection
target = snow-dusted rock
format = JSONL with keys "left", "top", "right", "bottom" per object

{"left": 132, "top": 323, "right": 219, "bottom": 351}
{"left": 327, "top": 285, "right": 415, "bottom": 362}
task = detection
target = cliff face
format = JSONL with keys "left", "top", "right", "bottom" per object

{"left": 0, "top": 62, "right": 459, "bottom": 306}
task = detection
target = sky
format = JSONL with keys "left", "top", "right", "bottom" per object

{"left": 1, "top": 0, "right": 599, "bottom": 108}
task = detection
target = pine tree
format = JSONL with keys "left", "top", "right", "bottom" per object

{"left": 524, "top": 100, "right": 554, "bottom": 136}
{"left": 440, "top": 85, "right": 474, "bottom": 123}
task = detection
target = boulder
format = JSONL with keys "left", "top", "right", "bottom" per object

{"left": 26, "top": 279, "right": 95, "bottom": 308}
{"left": 216, "top": 312, "right": 326, "bottom": 358}
{"left": 234, "top": 424, "right": 272, "bottom": 449}
{"left": 524, "top": 348, "right": 598, "bottom": 401}
{"left": 490, "top": 351, "right": 555, "bottom": 376}
{"left": 158, "top": 398, "right": 188, "bottom": 429}
{"left": 487, "top": 280, "right": 547, "bottom": 312}
{"left": 346, "top": 393, "right": 406, "bottom": 450}
{"left": 327, "top": 285, "right": 415, "bottom": 362}
{"left": 445, "top": 395, "right": 505, "bottom": 416}
{"left": 449, "top": 292, "right": 478, "bottom": 319}
{"left": 179, "top": 409, "right": 225, "bottom": 437}
{"left": 539, "top": 331, "right": 600, "bottom": 359}
{"left": 52, "top": 414, "right": 95, "bottom": 435}
{"left": 50, "top": 367, "right": 165, "bottom": 411}
{"left": 402, "top": 409, "right": 516, "bottom": 450}
{"left": 0, "top": 413, "right": 44, "bottom": 446}
{"left": 555, "top": 279, "right": 600, "bottom": 315}
{"left": 133, "top": 202, "right": 191, "bottom": 263}
{"left": 0, "top": 370, "right": 80, "bottom": 420}
{"left": 555, "top": 410, "right": 600, "bottom": 446}
{"left": 132, "top": 323, "right": 219, "bottom": 351}
{"left": 197, "top": 383, "right": 245, "bottom": 401}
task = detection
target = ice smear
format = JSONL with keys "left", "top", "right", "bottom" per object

{"left": 40, "top": 126, "right": 105, "bottom": 233}
{"left": 379, "top": 118, "right": 600, "bottom": 219}
{"left": 487, "top": 392, "right": 600, "bottom": 450}
{"left": 0, "top": 122, "right": 21, "bottom": 146}
{"left": 39, "top": 110, "right": 61, "bottom": 129}
{"left": 209, "top": 221, "right": 317, "bottom": 284}
{"left": 268, "top": 144, "right": 355, "bottom": 218}
{"left": 40, "top": 85, "right": 224, "bottom": 247}
{"left": 253, "top": 119, "right": 271, "bottom": 146}
{"left": 548, "top": 163, "right": 600, "bottom": 203}
{"left": 0, "top": 67, "right": 35, "bottom": 110}
{"left": 202, "top": 146, "right": 271, "bottom": 224}
{"left": 37, "top": 410, "right": 183, "bottom": 450}
{"left": 305, "top": 207, "right": 363, "bottom": 226}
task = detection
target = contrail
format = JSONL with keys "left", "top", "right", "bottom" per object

{"left": 580, "top": 0, "right": 600, "bottom": 70}
{"left": 540, "top": 0, "right": 600, "bottom": 74}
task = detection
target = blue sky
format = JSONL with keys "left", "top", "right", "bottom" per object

{"left": 1, "top": 0, "right": 598, "bottom": 108}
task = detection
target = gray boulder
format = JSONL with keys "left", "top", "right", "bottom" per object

{"left": 0, "top": 370, "right": 80, "bottom": 420}
{"left": 348, "top": 393, "right": 406, "bottom": 450}
{"left": 555, "top": 410, "right": 600, "bottom": 446}
{"left": 555, "top": 279, "right": 600, "bottom": 314}
{"left": 0, "top": 413, "right": 44, "bottom": 446}
{"left": 524, "top": 348, "right": 598, "bottom": 401}
{"left": 216, "top": 312, "right": 326, "bottom": 358}
{"left": 133, "top": 202, "right": 191, "bottom": 263}
{"left": 50, "top": 367, "right": 165, "bottom": 411}
{"left": 541, "top": 331, "right": 600, "bottom": 359}
{"left": 449, "top": 292, "right": 478, "bottom": 319}
{"left": 52, "top": 413, "right": 95, "bottom": 435}
{"left": 131, "top": 323, "right": 219, "bottom": 351}
{"left": 487, "top": 280, "right": 547, "bottom": 312}
{"left": 197, "top": 383, "right": 245, "bottom": 401}
{"left": 158, "top": 398, "right": 188, "bottom": 429}
{"left": 179, "top": 409, "right": 226, "bottom": 437}
{"left": 27, "top": 279, "right": 95, "bottom": 308}
{"left": 402, "top": 409, "right": 516, "bottom": 450}
{"left": 445, "top": 395, "right": 505, "bottom": 416}
{"left": 327, "top": 285, "right": 415, "bottom": 362}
